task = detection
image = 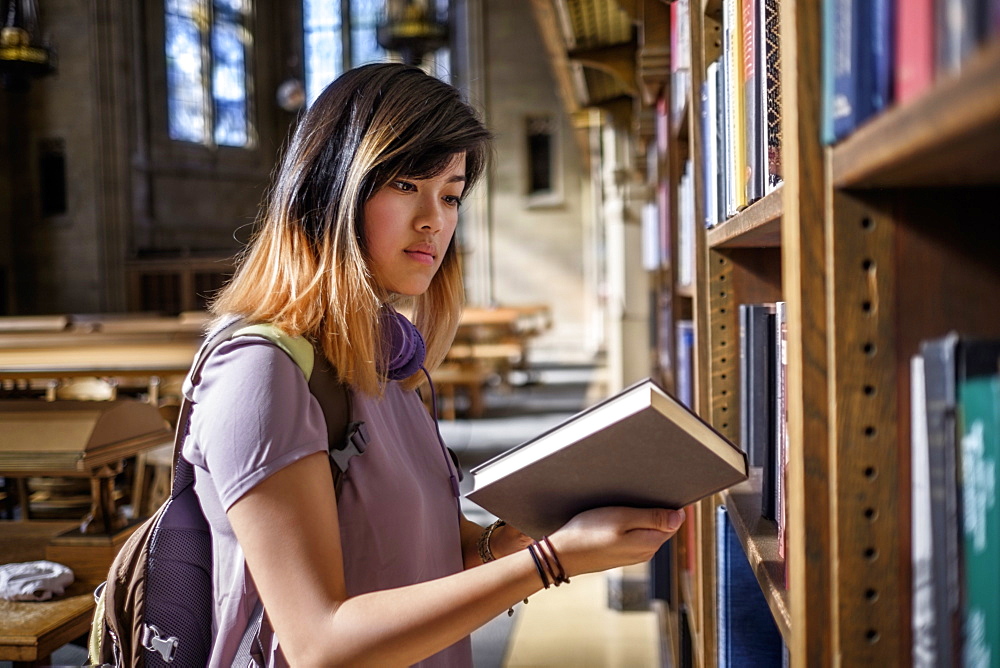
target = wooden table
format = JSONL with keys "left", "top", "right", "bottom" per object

{"left": 0, "top": 521, "right": 97, "bottom": 667}
{"left": 0, "top": 340, "right": 200, "bottom": 380}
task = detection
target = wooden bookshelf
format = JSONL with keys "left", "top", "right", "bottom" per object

{"left": 640, "top": 0, "right": 1000, "bottom": 665}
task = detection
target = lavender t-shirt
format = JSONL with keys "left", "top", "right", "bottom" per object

{"left": 182, "top": 336, "right": 472, "bottom": 667}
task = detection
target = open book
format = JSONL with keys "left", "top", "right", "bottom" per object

{"left": 466, "top": 378, "right": 749, "bottom": 539}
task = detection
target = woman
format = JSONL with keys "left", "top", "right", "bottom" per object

{"left": 190, "top": 63, "right": 685, "bottom": 666}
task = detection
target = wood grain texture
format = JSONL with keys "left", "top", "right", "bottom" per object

{"left": 829, "top": 192, "right": 901, "bottom": 662}
{"left": 779, "top": 0, "right": 835, "bottom": 665}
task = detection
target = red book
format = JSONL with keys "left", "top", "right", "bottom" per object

{"left": 895, "top": 0, "right": 935, "bottom": 104}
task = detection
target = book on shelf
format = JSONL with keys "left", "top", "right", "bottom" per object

{"left": 915, "top": 333, "right": 1000, "bottom": 666}
{"left": 676, "top": 319, "right": 695, "bottom": 410}
{"left": 919, "top": 332, "right": 964, "bottom": 667}
{"left": 956, "top": 337, "right": 1000, "bottom": 666}
{"left": 739, "top": 303, "right": 777, "bottom": 518}
{"left": 937, "top": 0, "right": 991, "bottom": 75}
{"left": 910, "top": 353, "right": 937, "bottom": 668}
{"left": 466, "top": 378, "right": 750, "bottom": 539}
{"left": 821, "top": 0, "right": 893, "bottom": 144}
{"left": 761, "top": 0, "right": 782, "bottom": 191}
{"left": 894, "top": 0, "right": 934, "bottom": 104}
{"left": 702, "top": 64, "right": 721, "bottom": 228}
{"left": 739, "top": 303, "right": 776, "bottom": 469}
{"left": 742, "top": 0, "right": 763, "bottom": 204}
{"left": 716, "top": 505, "right": 785, "bottom": 666}
{"left": 773, "top": 301, "right": 788, "bottom": 557}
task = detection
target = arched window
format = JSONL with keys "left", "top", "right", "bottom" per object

{"left": 302, "top": 0, "right": 450, "bottom": 106}
{"left": 165, "top": 0, "right": 254, "bottom": 147}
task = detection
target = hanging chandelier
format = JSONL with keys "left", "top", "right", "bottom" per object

{"left": 0, "top": 0, "right": 56, "bottom": 91}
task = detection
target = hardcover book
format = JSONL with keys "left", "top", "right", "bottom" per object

{"left": 466, "top": 378, "right": 749, "bottom": 539}
{"left": 957, "top": 338, "right": 1000, "bottom": 667}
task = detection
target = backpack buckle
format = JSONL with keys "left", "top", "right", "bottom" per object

{"left": 141, "top": 624, "right": 178, "bottom": 662}
{"left": 330, "top": 420, "right": 368, "bottom": 473}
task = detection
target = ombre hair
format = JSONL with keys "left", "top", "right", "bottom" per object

{"left": 211, "top": 63, "right": 493, "bottom": 395}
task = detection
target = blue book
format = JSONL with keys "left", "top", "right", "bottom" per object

{"left": 716, "top": 505, "right": 783, "bottom": 666}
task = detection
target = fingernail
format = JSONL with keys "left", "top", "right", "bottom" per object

{"left": 667, "top": 510, "right": 685, "bottom": 530}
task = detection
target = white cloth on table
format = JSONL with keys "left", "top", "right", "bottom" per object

{"left": 0, "top": 560, "right": 75, "bottom": 601}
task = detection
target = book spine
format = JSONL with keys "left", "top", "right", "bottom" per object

{"left": 823, "top": 0, "right": 852, "bottom": 143}
{"left": 936, "top": 0, "right": 988, "bottom": 76}
{"left": 894, "top": 0, "right": 934, "bottom": 105}
{"left": 763, "top": 0, "right": 782, "bottom": 189}
{"left": 742, "top": 0, "right": 761, "bottom": 204}
{"left": 774, "top": 301, "right": 788, "bottom": 558}
{"left": 911, "top": 354, "right": 938, "bottom": 666}
{"left": 704, "top": 61, "right": 721, "bottom": 227}
{"left": 869, "top": 0, "right": 893, "bottom": 114}
{"left": 920, "top": 333, "right": 962, "bottom": 666}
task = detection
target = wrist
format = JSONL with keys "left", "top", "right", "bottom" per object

{"left": 478, "top": 519, "right": 505, "bottom": 563}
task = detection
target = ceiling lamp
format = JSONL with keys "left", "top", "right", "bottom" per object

{"left": 376, "top": 0, "right": 449, "bottom": 66}
{"left": 0, "top": 0, "right": 55, "bottom": 91}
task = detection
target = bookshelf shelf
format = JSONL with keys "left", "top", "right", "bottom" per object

{"left": 705, "top": 185, "right": 783, "bottom": 248}
{"left": 833, "top": 40, "right": 1000, "bottom": 188}
{"left": 721, "top": 469, "right": 790, "bottom": 644}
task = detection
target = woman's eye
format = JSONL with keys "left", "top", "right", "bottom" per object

{"left": 393, "top": 180, "right": 416, "bottom": 192}
{"left": 444, "top": 195, "right": 462, "bottom": 207}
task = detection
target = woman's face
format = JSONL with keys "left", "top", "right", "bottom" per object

{"left": 363, "top": 153, "right": 466, "bottom": 296}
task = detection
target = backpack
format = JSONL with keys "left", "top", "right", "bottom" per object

{"left": 87, "top": 319, "right": 368, "bottom": 667}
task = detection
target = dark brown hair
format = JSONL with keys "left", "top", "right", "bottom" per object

{"left": 212, "top": 63, "right": 493, "bottom": 394}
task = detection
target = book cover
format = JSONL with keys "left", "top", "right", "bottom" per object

{"left": 957, "top": 339, "right": 1000, "bottom": 667}
{"left": 716, "top": 505, "right": 784, "bottom": 666}
{"left": 466, "top": 378, "right": 749, "bottom": 539}
{"left": 894, "top": 0, "right": 934, "bottom": 105}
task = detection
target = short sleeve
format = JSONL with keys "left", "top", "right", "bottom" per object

{"left": 183, "top": 336, "right": 330, "bottom": 511}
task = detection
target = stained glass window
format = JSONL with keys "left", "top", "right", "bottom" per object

{"left": 303, "top": 0, "right": 451, "bottom": 108}
{"left": 166, "top": 0, "right": 254, "bottom": 147}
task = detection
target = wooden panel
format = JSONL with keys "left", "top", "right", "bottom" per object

{"left": 828, "top": 192, "right": 901, "bottom": 662}
{"left": 779, "top": 1, "right": 834, "bottom": 665}
{"left": 706, "top": 186, "right": 783, "bottom": 248}
{"left": 707, "top": 249, "right": 739, "bottom": 442}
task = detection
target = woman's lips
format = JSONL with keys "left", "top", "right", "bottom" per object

{"left": 404, "top": 247, "right": 436, "bottom": 265}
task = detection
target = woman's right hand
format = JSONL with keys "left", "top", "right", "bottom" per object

{"left": 547, "top": 506, "right": 686, "bottom": 577}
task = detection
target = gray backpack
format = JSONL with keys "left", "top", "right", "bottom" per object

{"left": 87, "top": 319, "right": 367, "bottom": 666}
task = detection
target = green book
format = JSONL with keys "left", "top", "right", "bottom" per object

{"left": 958, "top": 342, "right": 1000, "bottom": 667}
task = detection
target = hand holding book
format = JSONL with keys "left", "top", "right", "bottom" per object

{"left": 539, "top": 506, "right": 687, "bottom": 577}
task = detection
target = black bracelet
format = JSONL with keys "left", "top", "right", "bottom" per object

{"left": 527, "top": 543, "right": 550, "bottom": 588}
{"left": 541, "top": 536, "right": 570, "bottom": 585}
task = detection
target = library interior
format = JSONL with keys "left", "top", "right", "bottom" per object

{"left": 1, "top": 0, "right": 999, "bottom": 666}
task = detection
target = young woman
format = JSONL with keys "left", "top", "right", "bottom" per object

{"left": 190, "top": 63, "right": 686, "bottom": 667}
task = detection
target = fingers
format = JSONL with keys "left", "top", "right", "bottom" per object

{"left": 619, "top": 507, "right": 687, "bottom": 534}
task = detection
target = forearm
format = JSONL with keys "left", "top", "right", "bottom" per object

{"left": 306, "top": 549, "right": 543, "bottom": 666}
{"left": 459, "top": 515, "right": 485, "bottom": 569}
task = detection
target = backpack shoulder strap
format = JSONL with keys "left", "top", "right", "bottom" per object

{"left": 230, "top": 324, "right": 368, "bottom": 482}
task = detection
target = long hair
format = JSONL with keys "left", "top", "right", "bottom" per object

{"left": 211, "top": 63, "right": 493, "bottom": 395}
